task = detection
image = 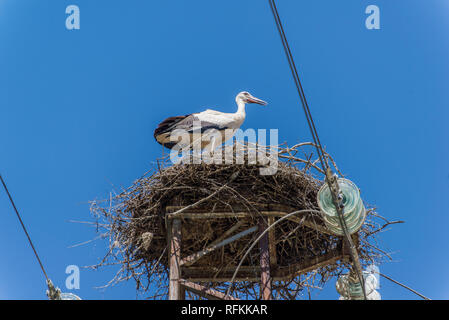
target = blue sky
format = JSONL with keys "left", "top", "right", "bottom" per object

{"left": 0, "top": 0, "right": 448, "bottom": 300}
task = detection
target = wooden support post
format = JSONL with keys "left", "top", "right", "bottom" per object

{"left": 169, "top": 219, "right": 183, "bottom": 300}
{"left": 268, "top": 217, "right": 277, "bottom": 268}
{"left": 180, "top": 285, "right": 186, "bottom": 300}
{"left": 259, "top": 218, "right": 272, "bottom": 300}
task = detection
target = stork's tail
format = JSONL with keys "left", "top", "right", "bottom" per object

{"left": 154, "top": 114, "right": 191, "bottom": 149}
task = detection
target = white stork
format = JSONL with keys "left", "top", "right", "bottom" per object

{"left": 154, "top": 91, "right": 267, "bottom": 151}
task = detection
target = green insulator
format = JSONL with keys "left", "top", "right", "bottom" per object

{"left": 336, "top": 274, "right": 364, "bottom": 300}
{"left": 317, "top": 178, "right": 366, "bottom": 236}
{"left": 336, "top": 271, "right": 381, "bottom": 300}
{"left": 60, "top": 293, "right": 82, "bottom": 300}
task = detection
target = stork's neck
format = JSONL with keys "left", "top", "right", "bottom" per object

{"left": 235, "top": 99, "right": 246, "bottom": 117}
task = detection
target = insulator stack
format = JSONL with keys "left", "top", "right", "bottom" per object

{"left": 336, "top": 271, "right": 381, "bottom": 300}
{"left": 317, "top": 178, "right": 366, "bottom": 236}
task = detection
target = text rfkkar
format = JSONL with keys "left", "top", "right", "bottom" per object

{"left": 180, "top": 304, "right": 268, "bottom": 317}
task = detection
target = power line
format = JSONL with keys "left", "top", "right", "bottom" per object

{"left": 378, "top": 272, "right": 431, "bottom": 300}
{"left": 267, "top": 0, "right": 367, "bottom": 299}
{"left": 0, "top": 174, "right": 49, "bottom": 282}
{"left": 268, "top": 0, "right": 327, "bottom": 171}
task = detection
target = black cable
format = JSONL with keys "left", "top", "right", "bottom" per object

{"left": 0, "top": 174, "right": 49, "bottom": 281}
{"left": 378, "top": 272, "right": 431, "bottom": 300}
{"left": 268, "top": 0, "right": 367, "bottom": 299}
{"left": 268, "top": 0, "right": 328, "bottom": 171}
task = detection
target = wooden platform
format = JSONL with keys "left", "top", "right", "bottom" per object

{"left": 165, "top": 204, "right": 351, "bottom": 300}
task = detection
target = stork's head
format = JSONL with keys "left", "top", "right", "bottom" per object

{"left": 236, "top": 91, "right": 268, "bottom": 106}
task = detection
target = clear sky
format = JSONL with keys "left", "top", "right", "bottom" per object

{"left": 0, "top": 0, "right": 448, "bottom": 300}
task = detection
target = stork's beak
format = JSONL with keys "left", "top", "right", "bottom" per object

{"left": 247, "top": 95, "right": 268, "bottom": 106}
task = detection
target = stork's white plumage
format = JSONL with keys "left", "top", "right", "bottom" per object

{"left": 154, "top": 91, "right": 267, "bottom": 150}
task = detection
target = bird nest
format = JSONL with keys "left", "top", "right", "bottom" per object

{"left": 90, "top": 143, "right": 397, "bottom": 300}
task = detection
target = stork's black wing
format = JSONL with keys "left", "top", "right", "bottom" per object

{"left": 154, "top": 113, "right": 226, "bottom": 149}
{"left": 154, "top": 114, "right": 192, "bottom": 138}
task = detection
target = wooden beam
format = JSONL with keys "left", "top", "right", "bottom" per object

{"left": 275, "top": 251, "right": 345, "bottom": 280}
{"left": 181, "top": 252, "right": 348, "bottom": 282}
{"left": 181, "top": 226, "right": 258, "bottom": 267}
{"left": 167, "top": 211, "right": 250, "bottom": 220}
{"left": 169, "top": 219, "right": 182, "bottom": 300}
{"left": 259, "top": 219, "right": 272, "bottom": 300}
{"left": 165, "top": 206, "right": 332, "bottom": 235}
{"left": 268, "top": 217, "right": 277, "bottom": 267}
{"left": 182, "top": 265, "right": 262, "bottom": 282}
{"left": 180, "top": 280, "right": 240, "bottom": 300}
